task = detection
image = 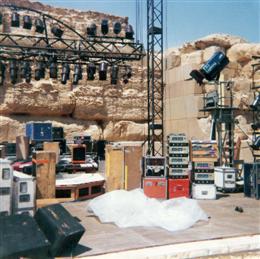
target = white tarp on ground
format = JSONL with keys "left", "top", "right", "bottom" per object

{"left": 88, "top": 189, "right": 208, "bottom": 232}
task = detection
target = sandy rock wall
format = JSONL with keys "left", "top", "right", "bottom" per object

{"left": 165, "top": 33, "right": 260, "bottom": 161}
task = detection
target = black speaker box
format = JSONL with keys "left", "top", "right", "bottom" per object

{"left": 34, "top": 204, "right": 85, "bottom": 256}
{"left": 0, "top": 214, "right": 50, "bottom": 259}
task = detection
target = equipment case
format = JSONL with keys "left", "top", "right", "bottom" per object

{"left": 214, "top": 166, "right": 236, "bottom": 191}
{"left": 143, "top": 177, "right": 167, "bottom": 199}
{"left": 192, "top": 183, "right": 216, "bottom": 200}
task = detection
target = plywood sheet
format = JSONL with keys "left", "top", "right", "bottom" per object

{"left": 43, "top": 142, "right": 60, "bottom": 164}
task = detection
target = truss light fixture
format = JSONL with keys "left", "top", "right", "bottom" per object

{"left": 21, "top": 61, "right": 31, "bottom": 83}
{"left": 250, "top": 95, "right": 260, "bottom": 111}
{"left": 190, "top": 51, "right": 229, "bottom": 85}
{"left": 125, "top": 24, "right": 134, "bottom": 39}
{"left": 123, "top": 66, "right": 132, "bottom": 84}
{"left": 11, "top": 12, "right": 20, "bottom": 27}
{"left": 73, "top": 64, "right": 82, "bottom": 85}
{"left": 87, "top": 63, "right": 96, "bottom": 80}
{"left": 61, "top": 63, "right": 70, "bottom": 84}
{"left": 49, "top": 59, "right": 58, "bottom": 79}
{"left": 99, "top": 62, "right": 108, "bottom": 80}
{"left": 0, "top": 61, "right": 6, "bottom": 85}
{"left": 35, "top": 61, "right": 45, "bottom": 81}
{"left": 101, "top": 19, "right": 109, "bottom": 35}
{"left": 252, "top": 136, "right": 260, "bottom": 150}
{"left": 23, "top": 15, "right": 32, "bottom": 30}
{"left": 10, "top": 60, "right": 18, "bottom": 84}
{"left": 87, "top": 23, "right": 97, "bottom": 36}
{"left": 113, "top": 21, "right": 121, "bottom": 35}
{"left": 111, "top": 65, "right": 119, "bottom": 85}
{"left": 51, "top": 25, "right": 63, "bottom": 38}
{"left": 251, "top": 122, "right": 260, "bottom": 131}
{"left": 35, "top": 18, "right": 45, "bottom": 33}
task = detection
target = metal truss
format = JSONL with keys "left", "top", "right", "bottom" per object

{"left": 147, "top": 0, "right": 164, "bottom": 156}
{"left": 0, "top": 4, "right": 144, "bottom": 64}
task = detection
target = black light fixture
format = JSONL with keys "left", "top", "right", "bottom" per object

{"left": 101, "top": 19, "right": 109, "bottom": 35}
{"left": 11, "top": 12, "right": 20, "bottom": 27}
{"left": 35, "top": 61, "right": 45, "bottom": 81}
{"left": 73, "top": 64, "right": 82, "bottom": 85}
{"left": 250, "top": 95, "right": 260, "bottom": 111}
{"left": 252, "top": 136, "right": 260, "bottom": 150}
{"left": 111, "top": 65, "right": 119, "bottom": 85}
{"left": 0, "top": 61, "right": 6, "bottom": 85}
{"left": 61, "top": 63, "right": 70, "bottom": 84}
{"left": 190, "top": 51, "right": 229, "bottom": 85}
{"left": 87, "top": 63, "right": 96, "bottom": 80}
{"left": 251, "top": 122, "right": 260, "bottom": 131}
{"left": 9, "top": 60, "right": 18, "bottom": 84}
{"left": 23, "top": 15, "right": 32, "bottom": 30}
{"left": 21, "top": 61, "right": 31, "bottom": 83}
{"left": 113, "top": 21, "right": 121, "bottom": 35}
{"left": 125, "top": 24, "right": 134, "bottom": 39}
{"left": 99, "top": 62, "right": 108, "bottom": 80}
{"left": 86, "top": 23, "right": 97, "bottom": 36}
{"left": 51, "top": 25, "right": 63, "bottom": 38}
{"left": 49, "top": 57, "right": 58, "bottom": 79}
{"left": 35, "top": 18, "right": 45, "bottom": 33}
{"left": 123, "top": 66, "right": 132, "bottom": 84}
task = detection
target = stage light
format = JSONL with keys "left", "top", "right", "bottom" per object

{"left": 10, "top": 60, "right": 18, "bottom": 84}
{"left": 0, "top": 61, "right": 6, "bottom": 85}
{"left": 125, "top": 24, "right": 134, "bottom": 39}
{"left": 101, "top": 19, "right": 109, "bottom": 35}
{"left": 123, "top": 66, "right": 132, "bottom": 84}
{"left": 205, "top": 90, "right": 218, "bottom": 108}
{"left": 49, "top": 60, "right": 58, "bottom": 79}
{"left": 110, "top": 65, "right": 119, "bottom": 85}
{"left": 250, "top": 95, "right": 260, "bottom": 111}
{"left": 113, "top": 21, "right": 121, "bottom": 35}
{"left": 252, "top": 136, "right": 260, "bottom": 150}
{"left": 190, "top": 51, "right": 229, "bottom": 85}
{"left": 23, "top": 15, "right": 32, "bottom": 30}
{"left": 35, "top": 61, "right": 45, "bottom": 81}
{"left": 11, "top": 12, "right": 20, "bottom": 27}
{"left": 87, "top": 63, "right": 96, "bottom": 80}
{"left": 87, "top": 23, "right": 97, "bottom": 36}
{"left": 251, "top": 122, "right": 260, "bottom": 131}
{"left": 21, "top": 61, "right": 31, "bottom": 83}
{"left": 61, "top": 63, "right": 70, "bottom": 84}
{"left": 35, "top": 18, "right": 45, "bottom": 33}
{"left": 51, "top": 25, "right": 63, "bottom": 38}
{"left": 99, "top": 62, "right": 108, "bottom": 80}
{"left": 73, "top": 64, "right": 82, "bottom": 85}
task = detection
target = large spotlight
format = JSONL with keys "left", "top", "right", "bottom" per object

{"left": 101, "top": 19, "right": 109, "bottom": 35}
{"left": 9, "top": 60, "right": 18, "bottom": 84}
{"left": 86, "top": 23, "right": 97, "bottom": 36}
{"left": 49, "top": 59, "right": 58, "bottom": 79}
{"left": 113, "top": 21, "right": 121, "bottom": 35}
{"left": 11, "top": 12, "right": 20, "bottom": 27}
{"left": 111, "top": 65, "right": 119, "bottom": 85}
{"left": 61, "top": 63, "right": 70, "bottom": 84}
{"left": 0, "top": 61, "right": 6, "bottom": 85}
{"left": 125, "top": 24, "right": 134, "bottom": 39}
{"left": 250, "top": 95, "right": 260, "bottom": 111}
{"left": 35, "top": 61, "right": 45, "bottom": 81}
{"left": 73, "top": 64, "right": 82, "bottom": 85}
{"left": 87, "top": 63, "right": 96, "bottom": 80}
{"left": 123, "top": 66, "right": 132, "bottom": 84}
{"left": 190, "top": 51, "right": 229, "bottom": 85}
{"left": 23, "top": 15, "right": 32, "bottom": 30}
{"left": 35, "top": 18, "right": 45, "bottom": 33}
{"left": 99, "top": 62, "right": 108, "bottom": 80}
{"left": 252, "top": 136, "right": 260, "bottom": 150}
{"left": 51, "top": 25, "right": 63, "bottom": 38}
{"left": 21, "top": 61, "right": 31, "bottom": 83}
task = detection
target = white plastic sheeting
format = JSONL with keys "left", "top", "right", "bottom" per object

{"left": 88, "top": 189, "right": 208, "bottom": 232}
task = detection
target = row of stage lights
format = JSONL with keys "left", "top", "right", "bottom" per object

{"left": 0, "top": 60, "right": 132, "bottom": 85}
{"left": 0, "top": 12, "right": 134, "bottom": 39}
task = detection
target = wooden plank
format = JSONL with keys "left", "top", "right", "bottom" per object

{"left": 105, "top": 145, "right": 124, "bottom": 192}
{"left": 43, "top": 142, "right": 60, "bottom": 164}
{"left": 36, "top": 198, "right": 74, "bottom": 208}
{"left": 124, "top": 146, "right": 143, "bottom": 190}
{"left": 16, "top": 136, "right": 29, "bottom": 160}
{"left": 33, "top": 151, "right": 56, "bottom": 199}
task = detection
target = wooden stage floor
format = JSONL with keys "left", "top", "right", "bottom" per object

{"left": 61, "top": 193, "right": 260, "bottom": 258}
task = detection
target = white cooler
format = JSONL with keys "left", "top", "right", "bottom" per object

{"left": 214, "top": 166, "right": 236, "bottom": 191}
{"left": 192, "top": 183, "right": 216, "bottom": 200}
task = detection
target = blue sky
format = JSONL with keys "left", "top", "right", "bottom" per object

{"left": 36, "top": 0, "right": 259, "bottom": 48}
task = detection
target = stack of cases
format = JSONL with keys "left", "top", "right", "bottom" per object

{"left": 0, "top": 159, "right": 13, "bottom": 216}
{"left": 167, "top": 134, "right": 190, "bottom": 199}
{"left": 143, "top": 156, "right": 167, "bottom": 199}
{"left": 214, "top": 166, "right": 236, "bottom": 192}
{"left": 12, "top": 171, "right": 36, "bottom": 216}
{"left": 191, "top": 140, "right": 218, "bottom": 200}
